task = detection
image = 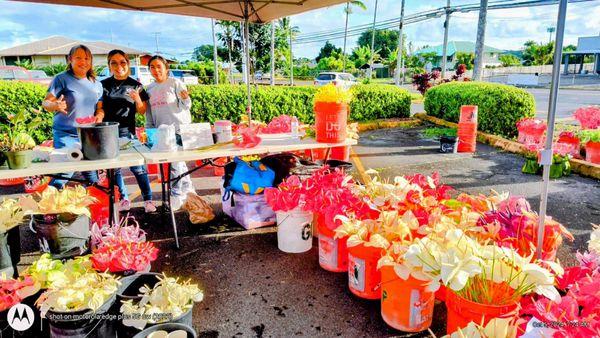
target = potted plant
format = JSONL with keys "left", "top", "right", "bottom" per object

{"left": 0, "top": 109, "right": 42, "bottom": 169}
{"left": 19, "top": 186, "right": 96, "bottom": 259}
{"left": 578, "top": 129, "right": 600, "bottom": 164}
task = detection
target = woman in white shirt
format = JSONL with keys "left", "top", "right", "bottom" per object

{"left": 146, "top": 55, "right": 195, "bottom": 210}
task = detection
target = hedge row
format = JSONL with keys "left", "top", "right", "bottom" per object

{"left": 0, "top": 81, "right": 412, "bottom": 142}
{"left": 423, "top": 82, "right": 536, "bottom": 138}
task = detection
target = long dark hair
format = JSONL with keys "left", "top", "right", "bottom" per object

{"left": 107, "top": 49, "right": 130, "bottom": 77}
{"left": 148, "top": 55, "right": 168, "bottom": 69}
{"left": 66, "top": 44, "right": 96, "bottom": 81}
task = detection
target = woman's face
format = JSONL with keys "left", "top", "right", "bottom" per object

{"left": 69, "top": 48, "right": 92, "bottom": 76}
{"left": 149, "top": 60, "right": 167, "bottom": 82}
{"left": 109, "top": 53, "right": 129, "bottom": 79}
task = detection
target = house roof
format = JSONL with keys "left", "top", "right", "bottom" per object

{"left": 414, "top": 41, "right": 504, "bottom": 56}
{"left": 564, "top": 36, "right": 600, "bottom": 55}
{"left": 0, "top": 36, "right": 147, "bottom": 57}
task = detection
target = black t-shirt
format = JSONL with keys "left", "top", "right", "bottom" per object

{"left": 100, "top": 76, "right": 149, "bottom": 135}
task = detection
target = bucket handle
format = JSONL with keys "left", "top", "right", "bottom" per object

{"left": 29, "top": 217, "right": 89, "bottom": 240}
{"left": 29, "top": 216, "right": 36, "bottom": 234}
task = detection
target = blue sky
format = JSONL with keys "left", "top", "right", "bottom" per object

{"left": 0, "top": 0, "right": 598, "bottom": 60}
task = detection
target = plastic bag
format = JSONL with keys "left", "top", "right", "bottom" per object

{"left": 152, "top": 124, "right": 177, "bottom": 152}
{"left": 182, "top": 192, "right": 215, "bottom": 224}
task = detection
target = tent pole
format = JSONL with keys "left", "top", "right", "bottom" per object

{"left": 244, "top": 1, "right": 252, "bottom": 127}
{"left": 536, "top": 0, "right": 568, "bottom": 260}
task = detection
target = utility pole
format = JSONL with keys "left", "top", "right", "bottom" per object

{"left": 211, "top": 19, "right": 219, "bottom": 85}
{"left": 153, "top": 32, "right": 161, "bottom": 54}
{"left": 289, "top": 18, "right": 294, "bottom": 86}
{"left": 270, "top": 22, "right": 275, "bottom": 86}
{"left": 547, "top": 27, "right": 556, "bottom": 44}
{"left": 441, "top": 0, "right": 451, "bottom": 79}
{"left": 368, "top": 0, "right": 379, "bottom": 79}
{"left": 394, "top": 0, "right": 406, "bottom": 86}
{"left": 342, "top": 2, "right": 350, "bottom": 73}
{"left": 473, "top": 0, "right": 489, "bottom": 81}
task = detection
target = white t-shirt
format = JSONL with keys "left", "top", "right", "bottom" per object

{"left": 145, "top": 77, "right": 192, "bottom": 131}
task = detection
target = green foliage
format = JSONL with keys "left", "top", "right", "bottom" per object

{"left": 34, "top": 64, "right": 67, "bottom": 77}
{"left": 352, "top": 46, "right": 380, "bottom": 69}
{"left": 455, "top": 52, "right": 474, "bottom": 70}
{"left": 192, "top": 44, "right": 228, "bottom": 62}
{"left": 522, "top": 40, "right": 554, "bottom": 66}
{"left": 316, "top": 41, "right": 342, "bottom": 63}
{"left": 348, "top": 84, "right": 411, "bottom": 121}
{"left": 578, "top": 129, "right": 600, "bottom": 144}
{"left": 499, "top": 54, "right": 522, "bottom": 67}
{"left": 0, "top": 81, "right": 51, "bottom": 145}
{"left": 424, "top": 82, "right": 535, "bottom": 138}
{"left": 422, "top": 127, "right": 457, "bottom": 138}
{"left": 14, "top": 59, "right": 34, "bottom": 70}
{"left": 357, "top": 29, "right": 399, "bottom": 60}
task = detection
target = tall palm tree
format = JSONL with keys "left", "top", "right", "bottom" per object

{"left": 342, "top": 0, "right": 367, "bottom": 73}
{"left": 278, "top": 17, "right": 300, "bottom": 85}
{"left": 216, "top": 20, "right": 236, "bottom": 84}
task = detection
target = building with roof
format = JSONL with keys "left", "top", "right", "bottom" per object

{"left": 0, "top": 36, "right": 147, "bottom": 67}
{"left": 563, "top": 36, "right": 600, "bottom": 75}
{"left": 414, "top": 41, "right": 504, "bottom": 70}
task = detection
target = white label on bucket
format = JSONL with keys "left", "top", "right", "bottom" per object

{"left": 319, "top": 236, "right": 337, "bottom": 268}
{"left": 348, "top": 254, "right": 365, "bottom": 292}
{"left": 409, "top": 289, "right": 422, "bottom": 328}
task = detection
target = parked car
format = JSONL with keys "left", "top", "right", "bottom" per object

{"left": 254, "top": 71, "right": 263, "bottom": 81}
{"left": 0, "top": 66, "right": 52, "bottom": 86}
{"left": 169, "top": 69, "right": 199, "bottom": 85}
{"left": 314, "top": 72, "right": 357, "bottom": 90}
{"left": 98, "top": 65, "right": 154, "bottom": 86}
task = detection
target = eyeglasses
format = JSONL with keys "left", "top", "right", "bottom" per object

{"left": 110, "top": 61, "right": 128, "bottom": 67}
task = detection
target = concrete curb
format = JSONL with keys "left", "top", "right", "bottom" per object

{"left": 413, "top": 113, "right": 600, "bottom": 180}
{"left": 356, "top": 118, "right": 422, "bottom": 132}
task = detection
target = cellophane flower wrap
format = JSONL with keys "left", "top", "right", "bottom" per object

{"left": 120, "top": 273, "right": 204, "bottom": 330}
{"left": 573, "top": 105, "right": 600, "bottom": 130}
{"left": 0, "top": 198, "right": 24, "bottom": 233}
{"left": 260, "top": 115, "right": 296, "bottom": 134}
{"left": 90, "top": 215, "right": 147, "bottom": 249}
{"left": 313, "top": 83, "right": 352, "bottom": 105}
{"left": 517, "top": 118, "right": 547, "bottom": 145}
{"left": 0, "top": 276, "right": 39, "bottom": 312}
{"left": 30, "top": 255, "right": 120, "bottom": 316}
{"left": 264, "top": 175, "right": 306, "bottom": 212}
{"left": 233, "top": 126, "right": 262, "bottom": 148}
{"left": 19, "top": 186, "right": 96, "bottom": 217}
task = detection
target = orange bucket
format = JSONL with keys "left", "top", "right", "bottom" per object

{"left": 380, "top": 266, "right": 435, "bottom": 332}
{"left": 446, "top": 290, "right": 519, "bottom": 334}
{"left": 317, "top": 218, "right": 347, "bottom": 272}
{"left": 347, "top": 244, "right": 383, "bottom": 299}
{"left": 330, "top": 146, "right": 350, "bottom": 161}
{"left": 314, "top": 102, "right": 348, "bottom": 143}
{"left": 585, "top": 141, "right": 600, "bottom": 164}
{"left": 457, "top": 121, "right": 477, "bottom": 153}
{"left": 459, "top": 105, "right": 478, "bottom": 123}
{"left": 0, "top": 177, "right": 25, "bottom": 186}
{"left": 147, "top": 163, "right": 170, "bottom": 182}
{"left": 435, "top": 284, "right": 447, "bottom": 302}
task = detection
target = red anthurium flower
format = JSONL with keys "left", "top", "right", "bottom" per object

{"left": 233, "top": 127, "right": 262, "bottom": 148}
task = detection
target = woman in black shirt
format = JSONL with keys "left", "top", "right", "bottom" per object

{"left": 96, "top": 49, "right": 155, "bottom": 213}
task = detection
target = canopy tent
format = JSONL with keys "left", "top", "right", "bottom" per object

{"left": 12, "top": 0, "right": 572, "bottom": 260}
{"left": 14, "top": 0, "right": 349, "bottom": 124}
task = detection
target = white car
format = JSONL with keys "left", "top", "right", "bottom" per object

{"left": 98, "top": 66, "right": 154, "bottom": 86}
{"left": 314, "top": 72, "right": 357, "bottom": 90}
{"left": 169, "top": 69, "right": 199, "bottom": 85}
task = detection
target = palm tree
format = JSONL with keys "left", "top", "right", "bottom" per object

{"left": 342, "top": 1, "right": 367, "bottom": 73}
{"left": 216, "top": 20, "right": 237, "bottom": 83}
{"left": 278, "top": 17, "right": 300, "bottom": 85}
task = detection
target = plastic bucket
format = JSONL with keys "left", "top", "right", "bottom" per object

{"left": 457, "top": 122, "right": 477, "bottom": 153}
{"left": 585, "top": 141, "right": 600, "bottom": 164}
{"left": 459, "top": 105, "right": 478, "bottom": 123}
{"left": 6, "top": 150, "right": 32, "bottom": 169}
{"left": 77, "top": 122, "right": 119, "bottom": 160}
{"left": 330, "top": 146, "right": 350, "bottom": 161}
{"left": 276, "top": 209, "right": 313, "bottom": 253}
{"left": 435, "top": 284, "right": 447, "bottom": 302}
{"left": 0, "top": 177, "right": 25, "bottom": 186}
{"left": 31, "top": 213, "right": 90, "bottom": 259}
{"left": 318, "top": 220, "right": 348, "bottom": 272}
{"left": 47, "top": 295, "right": 116, "bottom": 338}
{"left": 132, "top": 323, "right": 197, "bottom": 338}
{"left": 380, "top": 266, "right": 435, "bottom": 332}
{"left": 347, "top": 244, "right": 383, "bottom": 299}
{"left": 117, "top": 273, "right": 162, "bottom": 303}
{"left": 445, "top": 290, "right": 519, "bottom": 334}
{"left": 122, "top": 306, "right": 193, "bottom": 338}
{"left": 148, "top": 163, "right": 170, "bottom": 183}
{"left": 314, "top": 102, "right": 348, "bottom": 143}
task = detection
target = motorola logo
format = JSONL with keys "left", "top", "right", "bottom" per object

{"left": 7, "top": 303, "right": 34, "bottom": 331}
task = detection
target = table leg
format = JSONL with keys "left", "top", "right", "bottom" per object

{"left": 159, "top": 164, "right": 167, "bottom": 209}
{"left": 107, "top": 168, "right": 119, "bottom": 226}
{"left": 165, "top": 163, "right": 180, "bottom": 249}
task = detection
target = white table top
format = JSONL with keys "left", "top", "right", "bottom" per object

{"left": 0, "top": 150, "right": 145, "bottom": 180}
{"left": 135, "top": 137, "right": 357, "bottom": 164}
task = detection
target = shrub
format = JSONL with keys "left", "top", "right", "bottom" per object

{"left": 424, "top": 81, "right": 535, "bottom": 138}
{"left": 1, "top": 82, "right": 411, "bottom": 141}
{"left": 0, "top": 81, "right": 51, "bottom": 144}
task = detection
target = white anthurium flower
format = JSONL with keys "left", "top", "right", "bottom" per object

{"left": 533, "top": 284, "right": 561, "bottom": 302}
{"left": 364, "top": 233, "right": 391, "bottom": 249}
{"left": 481, "top": 317, "right": 518, "bottom": 338}
{"left": 377, "top": 255, "right": 396, "bottom": 270}
{"left": 542, "top": 259, "right": 564, "bottom": 277}
{"left": 482, "top": 259, "right": 516, "bottom": 284}
{"left": 522, "top": 263, "right": 554, "bottom": 285}
{"left": 401, "top": 210, "right": 420, "bottom": 231}
{"left": 364, "top": 168, "right": 379, "bottom": 176}
{"left": 393, "top": 264, "right": 411, "bottom": 280}
{"left": 405, "top": 239, "right": 442, "bottom": 273}
{"left": 440, "top": 249, "right": 482, "bottom": 291}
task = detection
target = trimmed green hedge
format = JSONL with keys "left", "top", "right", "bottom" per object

{"left": 423, "top": 82, "right": 535, "bottom": 138}
{"left": 0, "top": 81, "right": 411, "bottom": 141}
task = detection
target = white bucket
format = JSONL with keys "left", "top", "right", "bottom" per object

{"left": 276, "top": 209, "right": 313, "bottom": 253}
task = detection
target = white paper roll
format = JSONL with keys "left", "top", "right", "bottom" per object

{"left": 66, "top": 148, "right": 83, "bottom": 161}
{"left": 49, "top": 148, "right": 83, "bottom": 162}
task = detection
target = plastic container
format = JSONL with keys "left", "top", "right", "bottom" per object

{"left": 435, "top": 285, "right": 447, "bottom": 302}
{"left": 214, "top": 120, "right": 233, "bottom": 143}
{"left": 47, "top": 294, "right": 116, "bottom": 338}
{"left": 445, "top": 290, "right": 519, "bottom": 334}
{"left": 585, "top": 141, "right": 600, "bottom": 164}
{"left": 380, "top": 266, "right": 435, "bottom": 332}
{"left": 77, "top": 122, "right": 119, "bottom": 160}
{"left": 459, "top": 105, "right": 478, "bottom": 123}
{"left": 222, "top": 191, "right": 276, "bottom": 230}
{"left": 317, "top": 220, "right": 348, "bottom": 272}
{"left": 31, "top": 213, "right": 90, "bottom": 259}
{"left": 147, "top": 163, "right": 170, "bottom": 183}
{"left": 330, "top": 146, "right": 350, "bottom": 161}
{"left": 314, "top": 102, "right": 348, "bottom": 143}
{"left": 6, "top": 150, "right": 32, "bottom": 169}
{"left": 0, "top": 178, "right": 25, "bottom": 186}
{"left": 439, "top": 136, "right": 457, "bottom": 153}
{"left": 457, "top": 122, "right": 477, "bottom": 153}
{"left": 276, "top": 209, "right": 313, "bottom": 253}
{"left": 132, "top": 323, "right": 197, "bottom": 338}
{"left": 347, "top": 244, "right": 383, "bottom": 299}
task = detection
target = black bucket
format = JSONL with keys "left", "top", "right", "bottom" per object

{"left": 439, "top": 136, "right": 458, "bottom": 153}
{"left": 78, "top": 122, "right": 119, "bottom": 160}
{"left": 133, "top": 322, "right": 197, "bottom": 338}
{"left": 31, "top": 213, "right": 90, "bottom": 260}
{"left": 46, "top": 294, "right": 117, "bottom": 338}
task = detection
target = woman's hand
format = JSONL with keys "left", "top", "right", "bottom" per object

{"left": 128, "top": 88, "right": 142, "bottom": 104}
{"left": 179, "top": 90, "right": 189, "bottom": 100}
{"left": 43, "top": 94, "right": 68, "bottom": 114}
